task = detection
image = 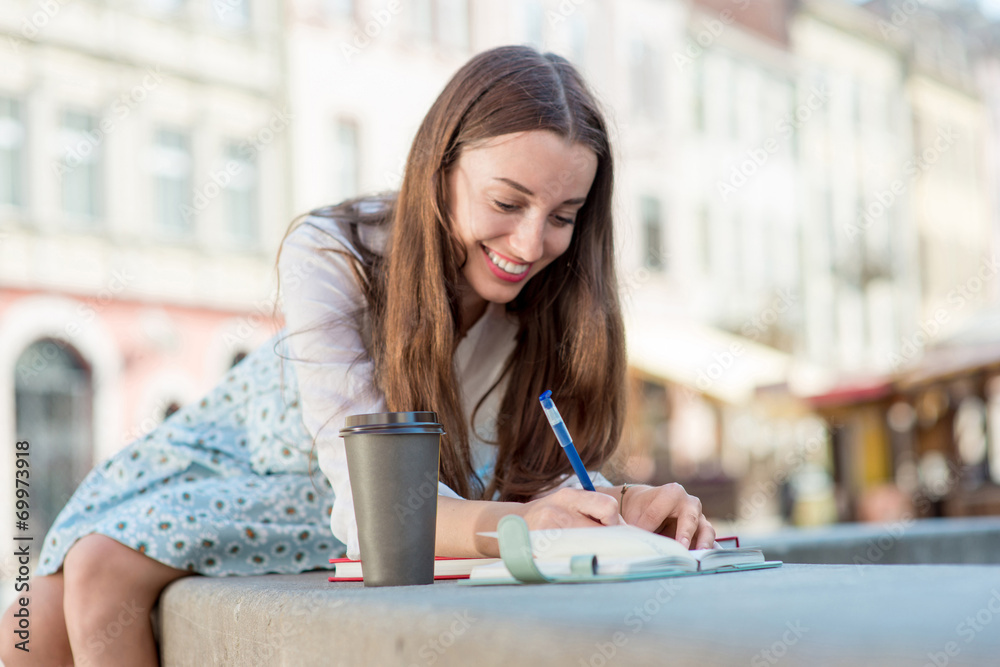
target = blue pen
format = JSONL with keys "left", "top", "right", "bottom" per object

{"left": 539, "top": 390, "right": 596, "bottom": 491}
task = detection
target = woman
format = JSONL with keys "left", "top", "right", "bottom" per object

{"left": 1, "top": 45, "right": 714, "bottom": 666}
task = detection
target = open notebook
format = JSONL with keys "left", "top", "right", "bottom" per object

{"left": 463, "top": 516, "right": 781, "bottom": 585}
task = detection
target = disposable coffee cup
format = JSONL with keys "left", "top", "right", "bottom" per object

{"left": 339, "top": 411, "right": 444, "bottom": 587}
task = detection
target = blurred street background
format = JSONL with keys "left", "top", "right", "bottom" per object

{"left": 2, "top": 0, "right": 1000, "bottom": 590}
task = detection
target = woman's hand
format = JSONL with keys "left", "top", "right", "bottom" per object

{"left": 620, "top": 483, "right": 716, "bottom": 549}
{"left": 519, "top": 488, "right": 626, "bottom": 531}
{"left": 439, "top": 491, "right": 625, "bottom": 558}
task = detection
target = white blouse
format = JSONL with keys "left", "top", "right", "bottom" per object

{"left": 279, "top": 213, "right": 610, "bottom": 559}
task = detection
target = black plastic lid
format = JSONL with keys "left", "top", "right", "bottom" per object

{"left": 339, "top": 411, "right": 445, "bottom": 437}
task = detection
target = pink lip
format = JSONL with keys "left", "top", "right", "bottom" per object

{"left": 481, "top": 245, "right": 531, "bottom": 283}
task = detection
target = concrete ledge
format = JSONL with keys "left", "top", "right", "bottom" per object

{"left": 744, "top": 517, "right": 1000, "bottom": 565}
{"left": 157, "top": 564, "right": 1000, "bottom": 666}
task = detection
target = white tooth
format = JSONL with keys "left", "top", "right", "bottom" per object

{"left": 486, "top": 248, "right": 527, "bottom": 274}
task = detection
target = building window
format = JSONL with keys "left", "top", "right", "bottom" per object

{"left": 517, "top": 0, "right": 544, "bottom": 48}
{"left": 918, "top": 236, "right": 931, "bottom": 302}
{"left": 213, "top": 0, "right": 251, "bottom": 29}
{"left": 698, "top": 205, "right": 711, "bottom": 273}
{"left": 145, "top": 0, "right": 185, "bottom": 13}
{"left": 151, "top": 128, "right": 194, "bottom": 237}
{"left": 852, "top": 79, "right": 863, "bottom": 130}
{"left": 630, "top": 39, "right": 662, "bottom": 119}
{"left": 438, "top": 0, "right": 470, "bottom": 50}
{"left": 0, "top": 96, "right": 25, "bottom": 208}
{"left": 225, "top": 142, "right": 257, "bottom": 245}
{"left": 726, "top": 63, "right": 739, "bottom": 140}
{"left": 692, "top": 57, "right": 705, "bottom": 133}
{"left": 730, "top": 213, "right": 744, "bottom": 291}
{"left": 15, "top": 339, "right": 93, "bottom": 543}
{"left": 409, "top": 0, "right": 434, "bottom": 41}
{"left": 324, "top": 0, "right": 353, "bottom": 20}
{"left": 59, "top": 110, "right": 103, "bottom": 224}
{"left": 568, "top": 13, "right": 587, "bottom": 69}
{"left": 641, "top": 195, "right": 664, "bottom": 271}
{"left": 332, "top": 119, "right": 359, "bottom": 204}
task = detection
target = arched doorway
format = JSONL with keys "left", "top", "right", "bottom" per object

{"left": 14, "top": 339, "right": 94, "bottom": 540}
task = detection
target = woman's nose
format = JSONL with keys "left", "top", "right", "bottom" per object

{"left": 508, "top": 214, "right": 546, "bottom": 263}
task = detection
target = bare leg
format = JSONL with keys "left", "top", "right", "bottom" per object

{"left": 0, "top": 572, "right": 73, "bottom": 666}
{"left": 62, "top": 534, "right": 193, "bottom": 666}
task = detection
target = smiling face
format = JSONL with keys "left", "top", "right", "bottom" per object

{"left": 446, "top": 130, "right": 599, "bottom": 325}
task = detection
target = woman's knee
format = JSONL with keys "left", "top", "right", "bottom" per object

{"left": 63, "top": 534, "right": 187, "bottom": 607}
{"left": 64, "top": 535, "right": 138, "bottom": 590}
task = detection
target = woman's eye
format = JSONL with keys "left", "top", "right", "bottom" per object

{"left": 493, "top": 198, "right": 574, "bottom": 226}
{"left": 493, "top": 200, "right": 518, "bottom": 212}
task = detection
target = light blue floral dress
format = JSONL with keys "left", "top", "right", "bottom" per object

{"left": 36, "top": 334, "right": 343, "bottom": 577}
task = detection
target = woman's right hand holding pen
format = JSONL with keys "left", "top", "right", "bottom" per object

{"left": 517, "top": 485, "right": 715, "bottom": 550}
{"left": 520, "top": 488, "right": 626, "bottom": 531}
{"left": 446, "top": 490, "right": 625, "bottom": 558}
{"left": 446, "top": 485, "right": 712, "bottom": 558}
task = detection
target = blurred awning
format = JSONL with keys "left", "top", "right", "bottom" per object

{"left": 625, "top": 311, "right": 792, "bottom": 405}
{"left": 803, "top": 377, "right": 895, "bottom": 409}
{"left": 895, "top": 342, "right": 1000, "bottom": 391}
{"left": 893, "top": 306, "right": 1000, "bottom": 391}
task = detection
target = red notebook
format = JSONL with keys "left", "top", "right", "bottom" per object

{"left": 328, "top": 556, "right": 502, "bottom": 581}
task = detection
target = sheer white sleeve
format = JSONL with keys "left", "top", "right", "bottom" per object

{"left": 279, "top": 219, "right": 463, "bottom": 559}
{"left": 279, "top": 219, "right": 385, "bottom": 560}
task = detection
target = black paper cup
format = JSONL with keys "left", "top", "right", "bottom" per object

{"left": 340, "top": 411, "right": 444, "bottom": 587}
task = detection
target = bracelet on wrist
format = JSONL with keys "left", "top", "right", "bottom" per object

{"left": 619, "top": 483, "right": 632, "bottom": 517}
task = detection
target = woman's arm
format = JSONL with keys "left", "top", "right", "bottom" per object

{"left": 436, "top": 497, "right": 521, "bottom": 557}
{"left": 435, "top": 488, "right": 624, "bottom": 557}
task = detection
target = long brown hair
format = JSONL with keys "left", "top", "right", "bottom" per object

{"left": 296, "top": 45, "right": 626, "bottom": 502}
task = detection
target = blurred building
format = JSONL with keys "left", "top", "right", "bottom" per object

{"left": 904, "top": 2, "right": 994, "bottom": 323}
{"left": 284, "top": 0, "right": 474, "bottom": 210}
{"left": 606, "top": 0, "right": 998, "bottom": 529}
{"left": 793, "top": 0, "right": 920, "bottom": 374}
{"left": 783, "top": 0, "right": 922, "bottom": 524}
{"left": 1, "top": 0, "right": 999, "bottom": 574}
{"left": 0, "top": 0, "right": 290, "bottom": 553}
{"left": 810, "top": 0, "right": 1000, "bottom": 522}
{"left": 619, "top": 0, "right": 811, "bottom": 527}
